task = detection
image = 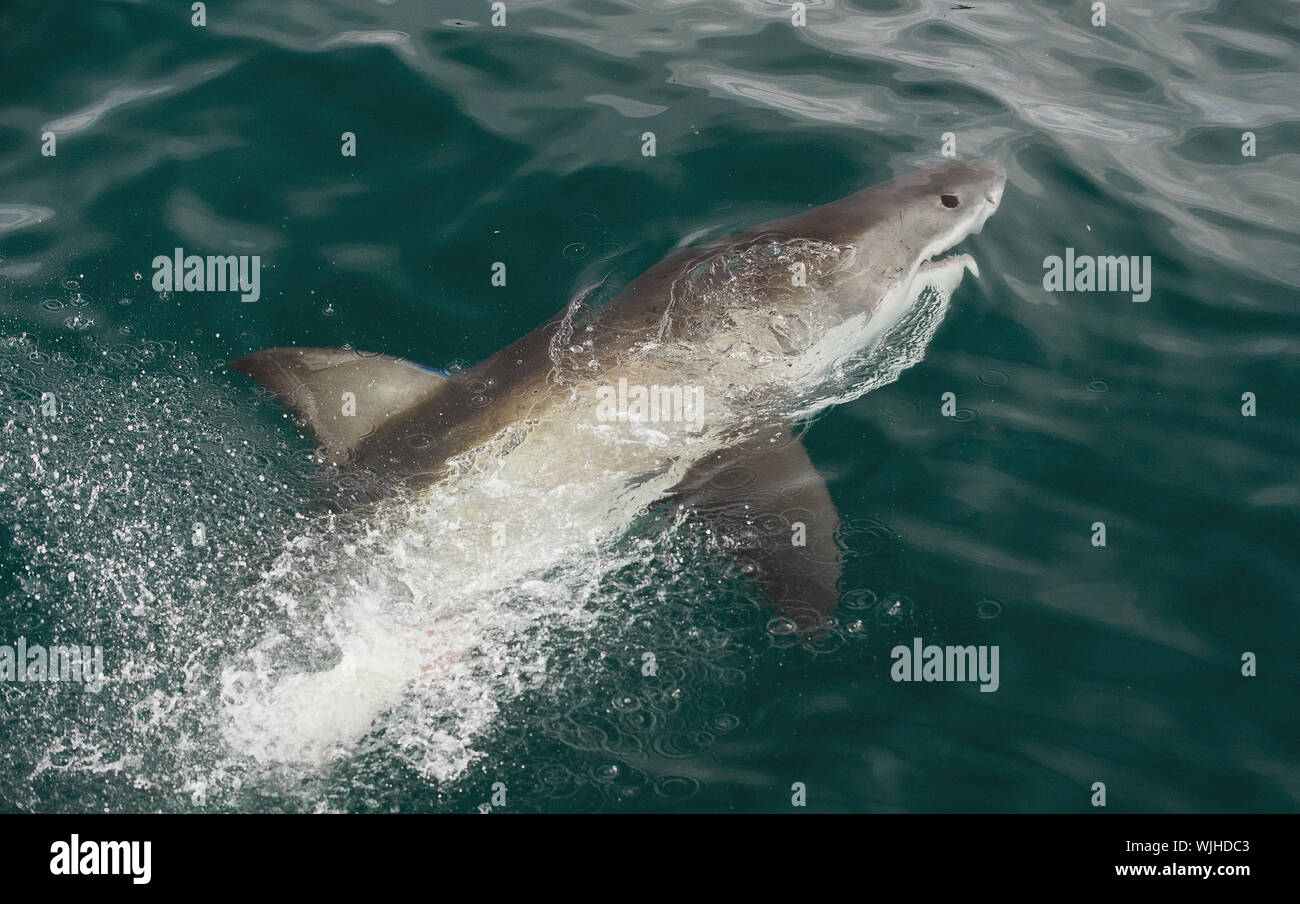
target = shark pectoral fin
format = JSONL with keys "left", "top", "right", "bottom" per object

{"left": 229, "top": 347, "right": 452, "bottom": 460}
{"left": 671, "top": 430, "right": 842, "bottom": 627}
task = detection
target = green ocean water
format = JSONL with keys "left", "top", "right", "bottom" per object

{"left": 0, "top": 0, "right": 1297, "bottom": 813}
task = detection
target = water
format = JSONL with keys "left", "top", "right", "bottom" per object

{"left": 1, "top": 0, "right": 1297, "bottom": 813}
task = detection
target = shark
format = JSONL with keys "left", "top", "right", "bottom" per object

{"left": 231, "top": 160, "right": 1006, "bottom": 629}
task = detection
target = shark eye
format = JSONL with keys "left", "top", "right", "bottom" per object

{"left": 940, "top": 194, "right": 960, "bottom": 209}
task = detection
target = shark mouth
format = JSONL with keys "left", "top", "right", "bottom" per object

{"left": 908, "top": 249, "right": 980, "bottom": 304}
{"left": 918, "top": 250, "right": 979, "bottom": 280}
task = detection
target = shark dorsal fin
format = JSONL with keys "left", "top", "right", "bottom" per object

{"left": 230, "top": 347, "right": 451, "bottom": 459}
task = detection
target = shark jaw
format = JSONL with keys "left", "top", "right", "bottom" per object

{"left": 920, "top": 250, "right": 979, "bottom": 281}
{"left": 785, "top": 233, "right": 990, "bottom": 412}
{"left": 910, "top": 250, "right": 980, "bottom": 309}
{"left": 793, "top": 275, "right": 963, "bottom": 424}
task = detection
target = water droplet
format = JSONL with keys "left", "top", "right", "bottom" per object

{"left": 713, "top": 713, "right": 740, "bottom": 732}
{"left": 840, "top": 588, "right": 878, "bottom": 611}
{"left": 880, "top": 397, "right": 919, "bottom": 418}
{"left": 766, "top": 616, "right": 797, "bottom": 636}
{"left": 14, "top": 612, "right": 43, "bottom": 631}
{"left": 873, "top": 595, "right": 916, "bottom": 625}
{"left": 653, "top": 775, "right": 700, "bottom": 801}
{"left": 612, "top": 695, "right": 641, "bottom": 713}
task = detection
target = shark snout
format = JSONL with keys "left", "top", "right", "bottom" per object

{"left": 983, "top": 166, "right": 1006, "bottom": 210}
{"left": 959, "top": 159, "right": 1005, "bottom": 211}
{"left": 954, "top": 160, "right": 1005, "bottom": 236}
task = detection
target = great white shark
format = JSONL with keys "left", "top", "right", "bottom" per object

{"left": 231, "top": 160, "right": 1006, "bottom": 629}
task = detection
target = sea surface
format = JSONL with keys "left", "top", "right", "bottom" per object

{"left": 1, "top": 0, "right": 1297, "bottom": 813}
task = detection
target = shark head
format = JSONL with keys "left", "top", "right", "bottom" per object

{"left": 644, "top": 160, "right": 1005, "bottom": 401}
{"left": 778, "top": 159, "right": 1006, "bottom": 265}
{"left": 748, "top": 158, "right": 1005, "bottom": 323}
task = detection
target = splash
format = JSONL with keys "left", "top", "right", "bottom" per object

{"left": 0, "top": 258, "right": 940, "bottom": 810}
{"left": 0, "top": 328, "right": 769, "bottom": 809}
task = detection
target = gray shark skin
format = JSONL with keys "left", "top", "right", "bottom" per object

{"left": 231, "top": 160, "right": 1006, "bottom": 625}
